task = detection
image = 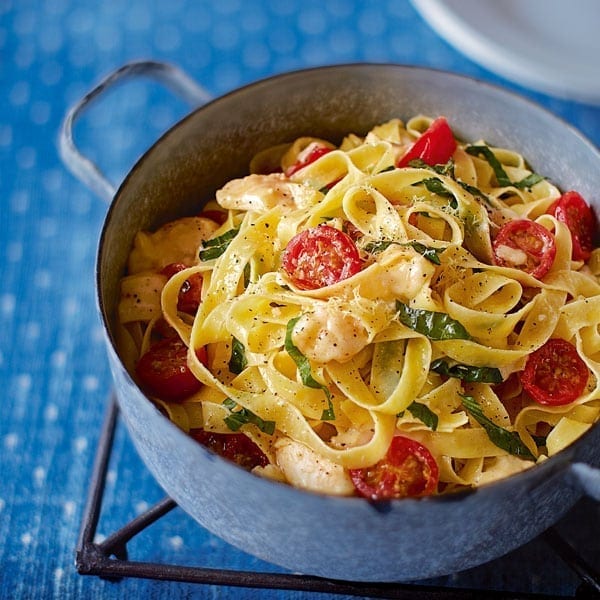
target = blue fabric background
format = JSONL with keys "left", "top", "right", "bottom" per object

{"left": 1, "top": 1, "right": 599, "bottom": 598}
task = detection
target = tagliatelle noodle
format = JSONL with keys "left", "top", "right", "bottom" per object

{"left": 117, "top": 116, "right": 600, "bottom": 495}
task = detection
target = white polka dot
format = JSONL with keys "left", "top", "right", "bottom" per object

{"left": 357, "top": 11, "right": 386, "bottom": 36}
{"left": 34, "top": 270, "right": 52, "bottom": 290}
{"left": 211, "top": 22, "right": 239, "bottom": 50}
{"left": 243, "top": 43, "right": 270, "bottom": 69}
{"left": 14, "top": 42, "right": 36, "bottom": 69}
{"left": 125, "top": 5, "right": 152, "bottom": 32}
{"left": 9, "top": 81, "right": 30, "bottom": 107}
{"left": 17, "top": 373, "right": 32, "bottom": 392}
{"left": 39, "top": 25, "right": 64, "bottom": 53}
{"left": 30, "top": 101, "right": 51, "bottom": 125}
{"left": 51, "top": 350, "right": 67, "bottom": 368}
{"left": 0, "top": 124, "right": 12, "bottom": 146}
{"left": 54, "top": 568, "right": 64, "bottom": 583}
{"left": 169, "top": 535, "right": 184, "bottom": 550}
{"left": 40, "top": 61, "right": 63, "bottom": 86}
{"left": 33, "top": 466, "right": 46, "bottom": 486}
{"left": 42, "top": 169, "right": 63, "bottom": 192}
{"left": 0, "top": 498, "right": 5, "bottom": 512}
{"left": 63, "top": 500, "right": 76, "bottom": 518}
{"left": 74, "top": 437, "right": 88, "bottom": 453}
{"left": 83, "top": 376, "right": 99, "bottom": 392}
{"left": 11, "top": 190, "right": 29, "bottom": 213}
{"left": 1, "top": 294, "right": 16, "bottom": 316}
{"left": 4, "top": 433, "right": 18, "bottom": 450}
{"left": 135, "top": 501, "right": 149, "bottom": 514}
{"left": 39, "top": 217, "right": 58, "bottom": 238}
{"left": 66, "top": 8, "right": 94, "bottom": 35}
{"left": 106, "top": 470, "right": 117, "bottom": 485}
{"left": 154, "top": 24, "right": 181, "bottom": 52}
{"left": 94, "top": 533, "right": 106, "bottom": 543}
{"left": 298, "top": 9, "right": 327, "bottom": 35}
{"left": 71, "top": 194, "right": 92, "bottom": 216}
{"left": 21, "top": 532, "right": 33, "bottom": 545}
{"left": 7, "top": 242, "right": 23, "bottom": 262}
{"left": 16, "top": 146, "right": 37, "bottom": 169}
{"left": 45, "top": 403, "right": 59, "bottom": 422}
{"left": 23, "top": 322, "right": 40, "bottom": 341}
{"left": 13, "top": 10, "right": 36, "bottom": 36}
{"left": 94, "top": 24, "right": 121, "bottom": 52}
{"left": 64, "top": 298, "right": 79, "bottom": 317}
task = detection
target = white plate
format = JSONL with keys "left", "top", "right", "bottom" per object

{"left": 411, "top": 0, "right": 600, "bottom": 105}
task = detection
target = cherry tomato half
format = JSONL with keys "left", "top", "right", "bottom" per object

{"left": 547, "top": 190, "right": 596, "bottom": 261}
{"left": 397, "top": 117, "right": 457, "bottom": 168}
{"left": 161, "top": 262, "right": 203, "bottom": 314}
{"left": 492, "top": 219, "right": 556, "bottom": 279}
{"left": 136, "top": 337, "right": 207, "bottom": 402}
{"left": 281, "top": 225, "right": 362, "bottom": 290}
{"left": 191, "top": 429, "right": 269, "bottom": 470}
{"left": 350, "top": 435, "right": 439, "bottom": 500}
{"left": 520, "top": 338, "right": 589, "bottom": 406}
{"left": 285, "top": 144, "right": 333, "bottom": 176}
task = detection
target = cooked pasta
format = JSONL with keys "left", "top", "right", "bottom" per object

{"left": 117, "top": 116, "right": 600, "bottom": 498}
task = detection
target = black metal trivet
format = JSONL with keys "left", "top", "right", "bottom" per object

{"left": 75, "top": 394, "right": 600, "bottom": 599}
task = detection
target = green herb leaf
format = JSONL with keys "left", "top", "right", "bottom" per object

{"left": 460, "top": 393, "right": 535, "bottom": 460}
{"left": 430, "top": 358, "right": 502, "bottom": 383}
{"left": 396, "top": 302, "right": 471, "bottom": 340}
{"left": 409, "top": 241, "right": 445, "bottom": 265}
{"left": 199, "top": 228, "right": 239, "bottom": 261}
{"left": 407, "top": 401, "right": 438, "bottom": 431}
{"left": 285, "top": 317, "right": 334, "bottom": 419}
{"left": 466, "top": 145, "right": 512, "bottom": 187}
{"left": 228, "top": 337, "right": 247, "bottom": 375}
{"left": 363, "top": 240, "right": 444, "bottom": 265}
{"left": 222, "top": 398, "right": 275, "bottom": 435}
{"left": 513, "top": 173, "right": 544, "bottom": 190}
{"left": 418, "top": 177, "right": 454, "bottom": 198}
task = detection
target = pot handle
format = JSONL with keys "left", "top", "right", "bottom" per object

{"left": 58, "top": 60, "right": 212, "bottom": 203}
{"left": 569, "top": 462, "right": 600, "bottom": 501}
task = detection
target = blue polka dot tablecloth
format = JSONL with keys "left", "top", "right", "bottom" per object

{"left": 1, "top": 1, "right": 600, "bottom": 598}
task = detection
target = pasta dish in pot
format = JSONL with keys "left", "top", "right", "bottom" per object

{"left": 116, "top": 116, "right": 600, "bottom": 500}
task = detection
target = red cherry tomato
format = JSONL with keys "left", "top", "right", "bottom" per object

{"left": 547, "top": 191, "right": 596, "bottom": 261}
{"left": 199, "top": 209, "right": 228, "bottom": 226}
{"left": 349, "top": 435, "right": 439, "bottom": 500}
{"left": 285, "top": 144, "right": 333, "bottom": 176}
{"left": 161, "top": 263, "right": 203, "bottom": 314}
{"left": 397, "top": 117, "right": 457, "bottom": 168}
{"left": 281, "top": 225, "right": 362, "bottom": 290}
{"left": 191, "top": 429, "right": 269, "bottom": 470}
{"left": 136, "top": 337, "right": 206, "bottom": 402}
{"left": 492, "top": 219, "right": 556, "bottom": 279}
{"left": 520, "top": 338, "right": 589, "bottom": 406}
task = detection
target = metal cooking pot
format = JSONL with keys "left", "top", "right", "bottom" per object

{"left": 60, "top": 61, "right": 600, "bottom": 582}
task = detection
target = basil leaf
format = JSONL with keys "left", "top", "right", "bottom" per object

{"left": 284, "top": 317, "right": 335, "bottom": 420}
{"left": 396, "top": 302, "right": 471, "bottom": 340}
{"left": 363, "top": 240, "right": 445, "bottom": 265}
{"left": 408, "top": 158, "right": 455, "bottom": 178}
{"left": 466, "top": 145, "right": 545, "bottom": 191}
{"left": 407, "top": 400, "right": 438, "bottom": 431}
{"left": 228, "top": 337, "right": 247, "bottom": 375}
{"left": 409, "top": 241, "right": 445, "bottom": 265}
{"left": 223, "top": 398, "right": 276, "bottom": 435}
{"left": 460, "top": 394, "right": 535, "bottom": 461}
{"left": 430, "top": 358, "right": 502, "bottom": 383}
{"left": 466, "top": 145, "right": 512, "bottom": 187}
{"left": 418, "top": 177, "right": 454, "bottom": 198}
{"left": 199, "top": 228, "right": 239, "bottom": 260}
{"left": 513, "top": 173, "right": 544, "bottom": 190}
